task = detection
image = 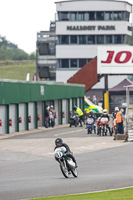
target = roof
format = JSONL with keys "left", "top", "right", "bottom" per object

{"left": 109, "top": 78, "right": 133, "bottom": 92}
{"left": 67, "top": 57, "right": 98, "bottom": 92}
{"left": 92, "top": 75, "right": 128, "bottom": 89}
{"left": 55, "top": 0, "right": 132, "bottom": 6}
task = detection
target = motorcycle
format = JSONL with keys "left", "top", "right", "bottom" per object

{"left": 97, "top": 117, "right": 101, "bottom": 135}
{"left": 100, "top": 117, "right": 109, "bottom": 136}
{"left": 70, "top": 113, "right": 79, "bottom": 127}
{"left": 86, "top": 117, "right": 95, "bottom": 134}
{"left": 54, "top": 147, "right": 78, "bottom": 178}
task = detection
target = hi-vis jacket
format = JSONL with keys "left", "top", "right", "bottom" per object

{"left": 116, "top": 111, "right": 123, "bottom": 123}
{"left": 75, "top": 107, "right": 83, "bottom": 117}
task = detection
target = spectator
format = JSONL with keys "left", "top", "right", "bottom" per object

{"left": 49, "top": 105, "right": 56, "bottom": 127}
{"left": 120, "top": 108, "right": 124, "bottom": 134}
{"left": 44, "top": 105, "right": 50, "bottom": 128}
{"left": 87, "top": 96, "right": 91, "bottom": 100}
{"left": 98, "top": 97, "right": 103, "bottom": 108}
{"left": 113, "top": 107, "right": 119, "bottom": 135}
{"left": 92, "top": 95, "right": 98, "bottom": 105}
{"left": 116, "top": 108, "right": 123, "bottom": 134}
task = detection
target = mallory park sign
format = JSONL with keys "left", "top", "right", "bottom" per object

{"left": 67, "top": 25, "right": 115, "bottom": 31}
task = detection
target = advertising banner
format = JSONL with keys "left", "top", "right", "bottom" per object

{"left": 97, "top": 46, "right": 133, "bottom": 74}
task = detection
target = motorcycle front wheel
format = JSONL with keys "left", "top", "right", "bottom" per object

{"left": 87, "top": 127, "right": 92, "bottom": 134}
{"left": 71, "top": 168, "right": 78, "bottom": 177}
{"left": 60, "top": 160, "right": 69, "bottom": 178}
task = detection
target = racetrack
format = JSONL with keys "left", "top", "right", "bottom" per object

{"left": 0, "top": 125, "right": 133, "bottom": 200}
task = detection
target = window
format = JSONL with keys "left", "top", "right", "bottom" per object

{"left": 79, "top": 35, "right": 86, "bottom": 44}
{"left": 59, "top": 12, "right": 69, "bottom": 21}
{"left": 114, "top": 35, "right": 123, "bottom": 44}
{"left": 70, "top": 59, "right": 77, "bottom": 68}
{"left": 124, "top": 11, "right": 130, "bottom": 21}
{"left": 61, "top": 35, "right": 69, "bottom": 44}
{"left": 85, "top": 13, "right": 89, "bottom": 21}
{"left": 96, "top": 12, "right": 104, "bottom": 20}
{"left": 106, "top": 35, "right": 113, "bottom": 44}
{"left": 105, "top": 12, "right": 113, "bottom": 20}
{"left": 78, "top": 12, "right": 85, "bottom": 21}
{"left": 70, "top": 12, "right": 77, "bottom": 21}
{"left": 61, "top": 59, "right": 69, "bottom": 68}
{"left": 97, "top": 35, "right": 104, "bottom": 44}
{"left": 79, "top": 59, "right": 87, "bottom": 68}
{"left": 87, "top": 35, "right": 95, "bottom": 44}
{"left": 114, "top": 11, "right": 123, "bottom": 20}
{"left": 70, "top": 35, "right": 77, "bottom": 44}
{"left": 89, "top": 12, "right": 95, "bottom": 20}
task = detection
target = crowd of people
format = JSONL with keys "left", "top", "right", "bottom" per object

{"left": 44, "top": 98, "right": 125, "bottom": 136}
{"left": 44, "top": 105, "right": 56, "bottom": 128}
{"left": 87, "top": 95, "right": 103, "bottom": 108}
{"left": 72, "top": 104, "right": 125, "bottom": 136}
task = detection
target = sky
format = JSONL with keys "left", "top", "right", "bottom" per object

{"left": 0, "top": 0, "right": 133, "bottom": 54}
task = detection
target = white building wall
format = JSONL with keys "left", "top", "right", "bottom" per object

{"left": 56, "top": 70, "right": 78, "bottom": 83}
{"left": 56, "top": 21, "right": 132, "bottom": 36}
{"left": 56, "top": 45, "right": 97, "bottom": 58}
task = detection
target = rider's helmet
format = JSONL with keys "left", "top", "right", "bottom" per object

{"left": 55, "top": 138, "right": 63, "bottom": 147}
{"left": 89, "top": 109, "right": 94, "bottom": 114}
{"left": 103, "top": 109, "right": 107, "bottom": 114}
{"left": 73, "top": 106, "right": 77, "bottom": 111}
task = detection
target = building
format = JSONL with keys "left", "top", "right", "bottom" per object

{"left": 37, "top": 0, "right": 133, "bottom": 83}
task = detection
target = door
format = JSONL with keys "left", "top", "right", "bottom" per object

{"left": 0, "top": 105, "right": 7, "bottom": 134}
{"left": 19, "top": 103, "right": 27, "bottom": 132}
{"left": 28, "top": 102, "right": 35, "bottom": 130}
{"left": 9, "top": 104, "right": 17, "bottom": 133}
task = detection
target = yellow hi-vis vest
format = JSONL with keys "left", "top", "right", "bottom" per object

{"left": 75, "top": 107, "right": 83, "bottom": 116}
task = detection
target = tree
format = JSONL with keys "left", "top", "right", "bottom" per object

{"left": 0, "top": 35, "right": 33, "bottom": 60}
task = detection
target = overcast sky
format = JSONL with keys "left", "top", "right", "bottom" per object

{"left": 0, "top": 0, "right": 133, "bottom": 54}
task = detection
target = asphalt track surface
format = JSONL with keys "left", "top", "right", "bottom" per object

{"left": 0, "top": 125, "right": 133, "bottom": 200}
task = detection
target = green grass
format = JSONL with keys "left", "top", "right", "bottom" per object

{"left": 0, "top": 61, "right": 36, "bottom": 81}
{"left": 28, "top": 188, "right": 133, "bottom": 200}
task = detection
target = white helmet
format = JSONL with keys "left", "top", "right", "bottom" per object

{"left": 90, "top": 109, "right": 94, "bottom": 113}
{"left": 103, "top": 109, "right": 107, "bottom": 114}
{"left": 115, "top": 107, "right": 119, "bottom": 111}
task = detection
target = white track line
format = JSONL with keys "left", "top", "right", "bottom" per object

{"left": 69, "top": 186, "right": 133, "bottom": 196}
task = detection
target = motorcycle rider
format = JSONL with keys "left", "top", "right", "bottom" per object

{"left": 54, "top": 138, "right": 78, "bottom": 168}
{"left": 73, "top": 106, "right": 84, "bottom": 127}
{"left": 87, "top": 110, "right": 96, "bottom": 133}
{"left": 87, "top": 109, "right": 96, "bottom": 121}
{"left": 100, "top": 109, "right": 110, "bottom": 133}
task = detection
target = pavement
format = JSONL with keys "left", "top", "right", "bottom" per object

{"left": 0, "top": 124, "right": 130, "bottom": 160}
{"left": 0, "top": 124, "right": 69, "bottom": 139}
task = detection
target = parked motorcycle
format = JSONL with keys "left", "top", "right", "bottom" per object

{"left": 86, "top": 117, "right": 96, "bottom": 134}
{"left": 54, "top": 147, "right": 78, "bottom": 178}
{"left": 70, "top": 113, "right": 79, "bottom": 127}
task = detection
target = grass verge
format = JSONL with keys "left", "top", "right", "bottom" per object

{"left": 28, "top": 188, "right": 133, "bottom": 200}
{"left": 0, "top": 61, "right": 36, "bottom": 81}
